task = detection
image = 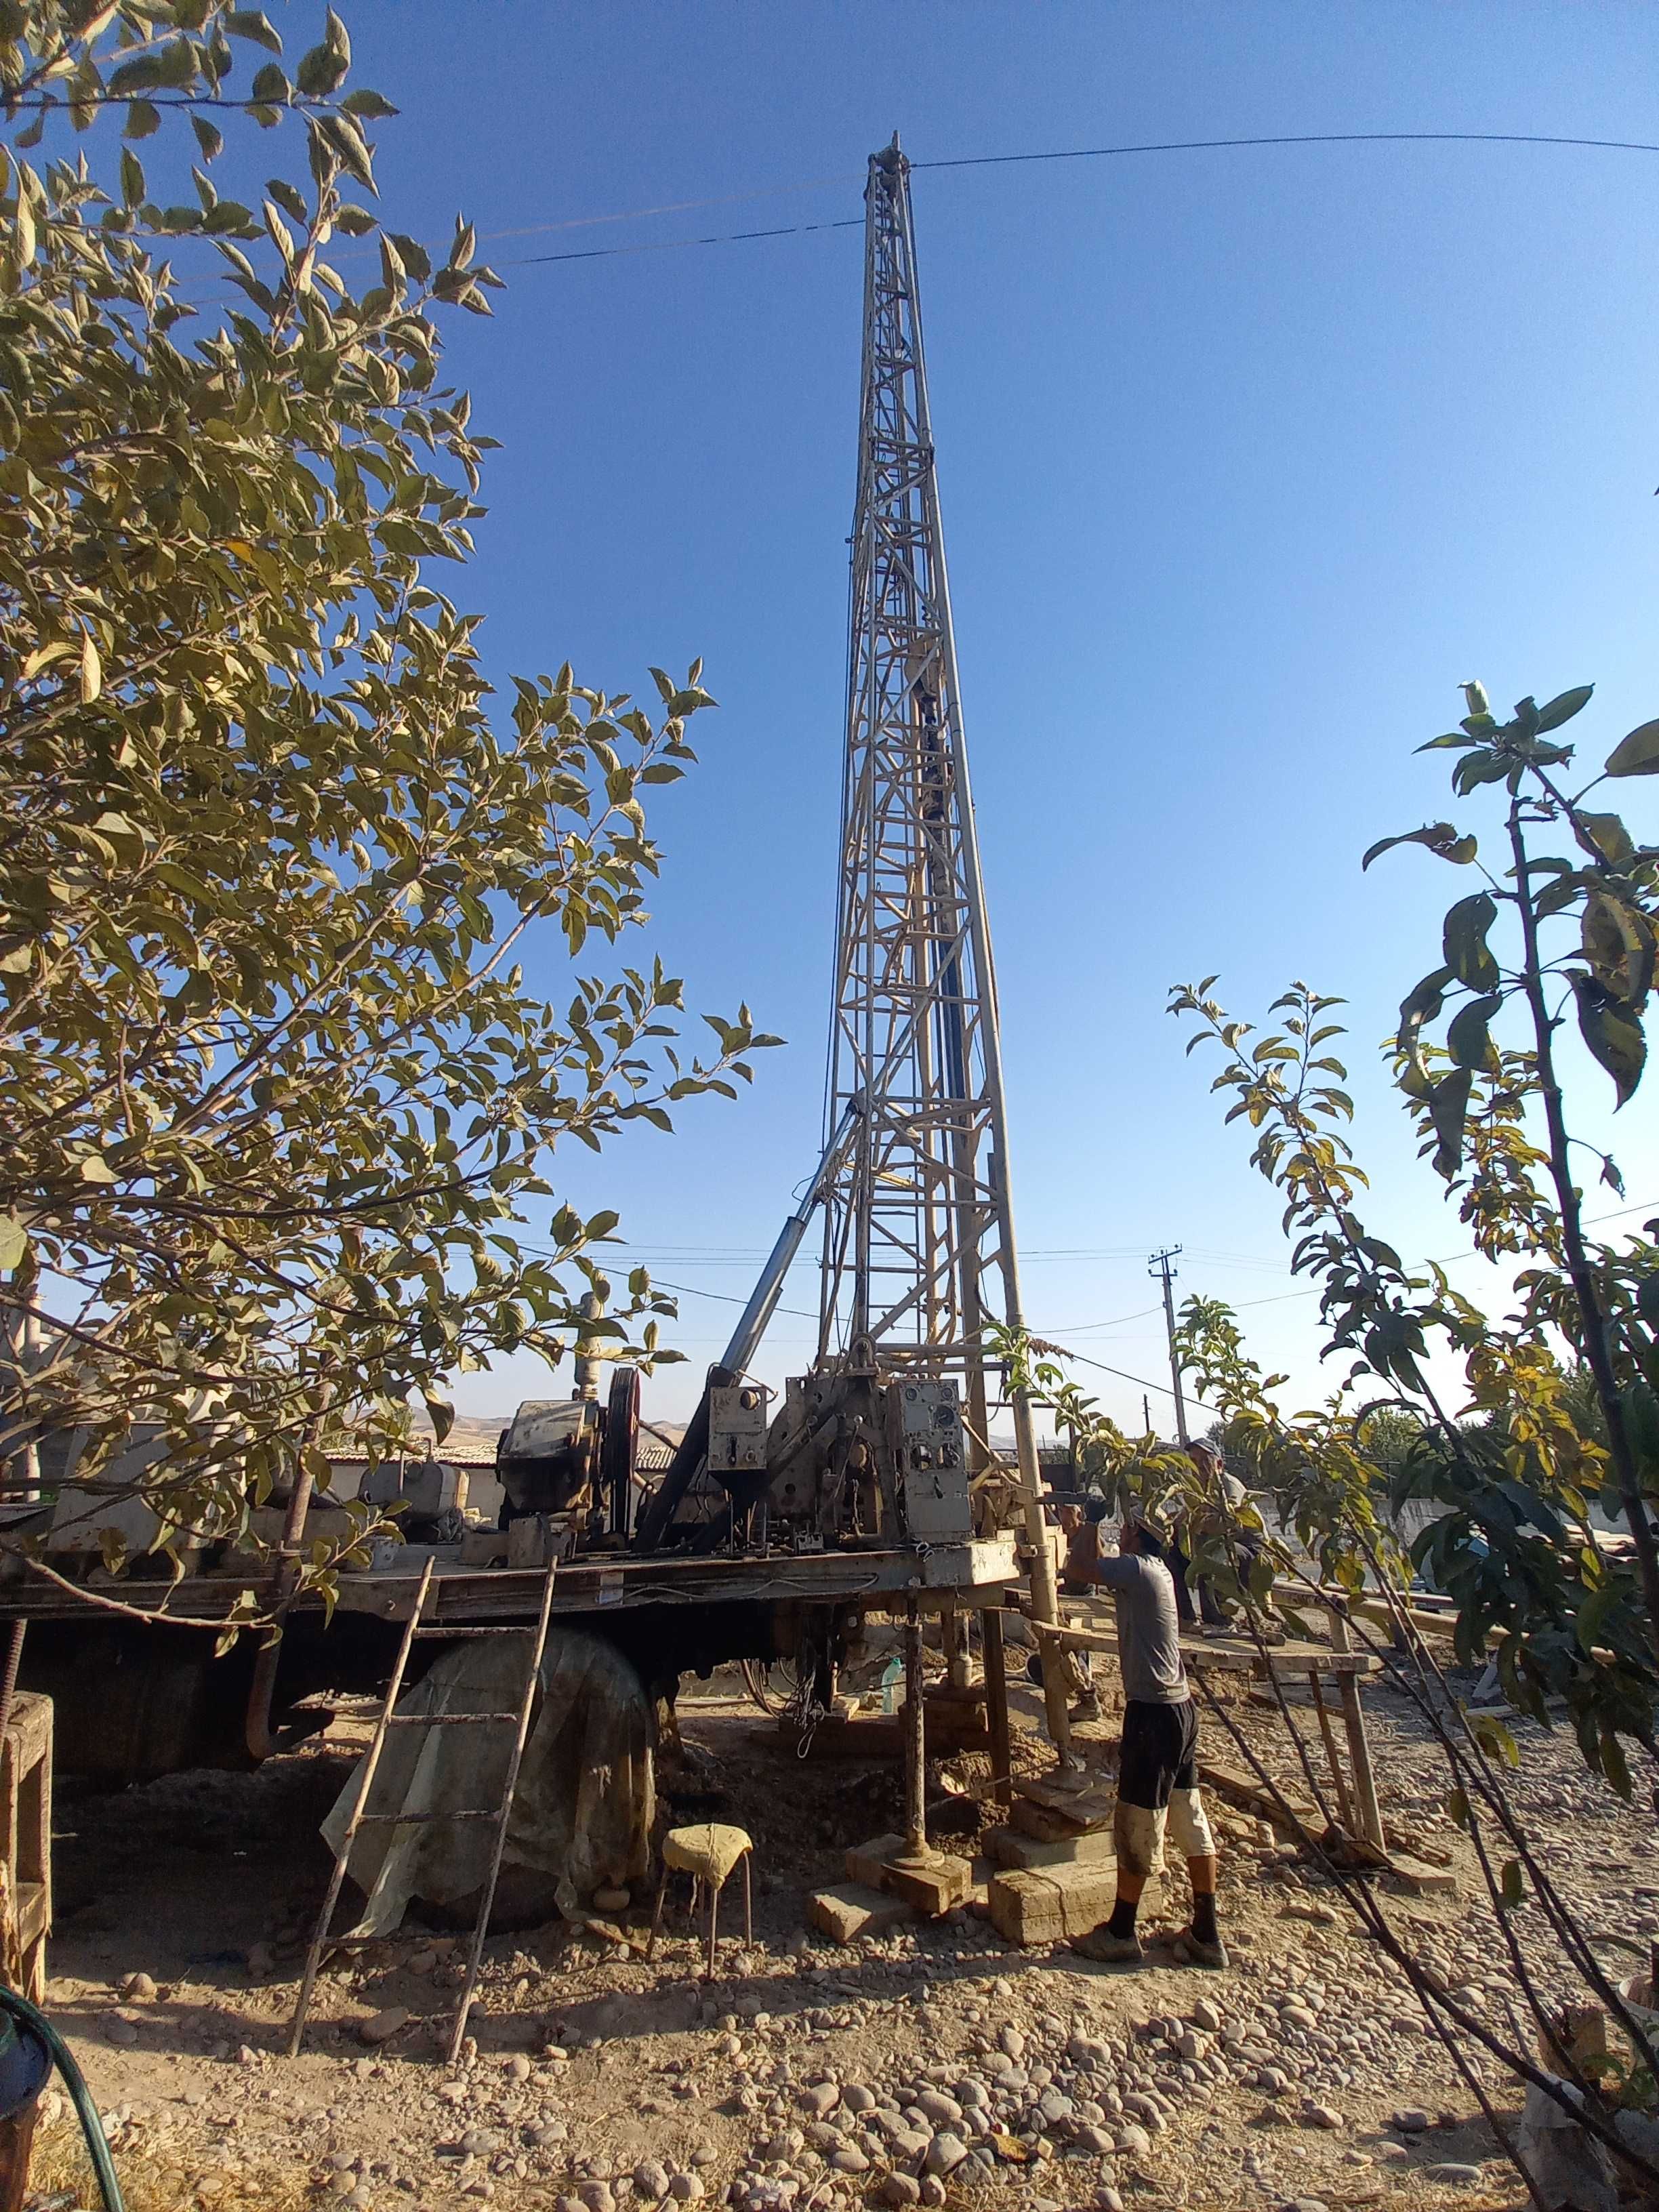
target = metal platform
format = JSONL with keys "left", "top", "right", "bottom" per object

{"left": 0, "top": 1534, "right": 1020, "bottom": 1626}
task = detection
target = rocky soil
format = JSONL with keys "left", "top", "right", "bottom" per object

{"left": 24, "top": 1664, "right": 1659, "bottom": 2212}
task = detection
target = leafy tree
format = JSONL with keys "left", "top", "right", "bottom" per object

{"left": 0, "top": 2, "right": 776, "bottom": 1605}
{"left": 1007, "top": 681, "right": 1659, "bottom": 2204}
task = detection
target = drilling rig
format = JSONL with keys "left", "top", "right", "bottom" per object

{"left": 621, "top": 136, "right": 1067, "bottom": 1730}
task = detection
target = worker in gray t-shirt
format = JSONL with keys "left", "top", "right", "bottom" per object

{"left": 1071, "top": 1515, "right": 1227, "bottom": 1970}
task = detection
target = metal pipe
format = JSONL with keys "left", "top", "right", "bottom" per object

{"left": 720, "top": 1102, "right": 861, "bottom": 1376}
{"left": 902, "top": 1599, "right": 927, "bottom": 1858}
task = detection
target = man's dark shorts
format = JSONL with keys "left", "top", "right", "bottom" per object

{"left": 1119, "top": 1696, "right": 1200, "bottom": 1808}
{"left": 1113, "top": 1696, "right": 1214, "bottom": 1875}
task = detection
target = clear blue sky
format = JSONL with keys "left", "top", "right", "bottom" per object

{"left": 241, "top": 5, "right": 1659, "bottom": 1423}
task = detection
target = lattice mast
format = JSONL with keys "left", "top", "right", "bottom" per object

{"left": 818, "top": 138, "right": 1064, "bottom": 1696}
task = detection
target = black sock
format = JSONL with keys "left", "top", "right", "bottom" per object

{"left": 1191, "top": 1891, "right": 1219, "bottom": 1945}
{"left": 1107, "top": 1897, "right": 1139, "bottom": 1940}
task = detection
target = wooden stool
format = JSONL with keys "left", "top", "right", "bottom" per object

{"left": 646, "top": 1822, "right": 752, "bottom": 1978}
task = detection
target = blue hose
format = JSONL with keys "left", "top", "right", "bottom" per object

{"left": 0, "top": 1984, "right": 123, "bottom": 2212}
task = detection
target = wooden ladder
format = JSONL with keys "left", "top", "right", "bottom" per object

{"left": 287, "top": 1555, "right": 558, "bottom": 2066}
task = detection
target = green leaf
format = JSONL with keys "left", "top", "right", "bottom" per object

{"left": 1582, "top": 892, "right": 1654, "bottom": 1006}
{"left": 123, "top": 100, "right": 161, "bottom": 140}
{"left": 1361, "top": 823, "right": 1476, "bottom": 871}
{"left": 1442, "top": 893, "right": 1500, "bottom": 991}
{"left": 1447, "top": 1786, "right": 1471, "bottom": 1830}
{"left": 1428, "top": 1069, "right": 1473, "bottom": 1175}
{"left": 119, "top": 148, "right": 145, "bottom": 208}
{"left": 1469, "top": 1711, "right": 1520, "bottom": 1768}
{"left": 0, "top": 1214, "right": 27, "bottom": 1271}
{"left": 1498, "top": 1857, "right": 1524, "bottom": 1909}
{"left": 1573, "top": 812, "right": 1635, "bottom": 868}
{"left": 190, "top": 114, "right": 224, "bottom": 163}
{"left": 1570, "top": 975, "right": 1646, "bottom": 1106}
{"left": 223, "top": 9, "right": 283, "bottom": 52}
{"left": 1446, "top": 993, "right": 1501, "bottom": 1071}
{"left": 342, "top": 88, "right": 398, "bottom": 119}
{"left": 295, "top": 40, "right": 348, "bottom": 96}
{"left": 1534, "top": 684, "right": 1594, "bottom": 733}
{"left": 1605, "top": 718, "right": 1659, "bottom": 777}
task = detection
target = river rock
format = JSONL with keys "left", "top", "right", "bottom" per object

{"left": 1422, "top": 2166, "right": 1483, "bottom": 2188}
{"left": 1391, "top": 2108, "right": 1431, "bottom": 2133}
{"left": 880, "top": 2179, "right": 920, "bottom": 2208}
{"left": 670, "top": 2177, "right": 704, "bottom": 2203}
{"left": 359, "top": 2007, "right": 408, "bottom": 2047}
{"left": 800, "top": 2083, "right": 839, "bottom": 2119}
{"left": 924, "top": 2135, "right": 968, "bottom": 2177}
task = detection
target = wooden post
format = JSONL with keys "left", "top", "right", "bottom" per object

{"left": 1308, "top": 1669, "right": 1355, "bottom": 1834}
{"left": 1329, "top": 1607, "right": 1385, "bottom": 1851}
{"left": 981, "top": 1607, "right": 1012, "bottom": 1811}
{"left": 902, "top": 1599, "right": 928, "bottom": 1858}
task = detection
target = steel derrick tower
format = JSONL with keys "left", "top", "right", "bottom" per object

{"left": 817, "top": 139, "right": 1053, "bottom": 1573}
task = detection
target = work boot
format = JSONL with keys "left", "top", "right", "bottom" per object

{"left": 1071, "top": 1926, "right": 1144, "bottom": 1966}
{"left": 1172, "top": 1926, "right": 1230, "bottom": 1969}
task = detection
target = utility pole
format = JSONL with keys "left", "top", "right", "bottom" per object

{"left": 1149, "top": 1246, "right": 1190, "bottom": 1448}
{"left": 816, "top": 136, "right": 1071, "bottom": 1759}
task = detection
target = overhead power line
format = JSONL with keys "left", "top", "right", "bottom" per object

{"left": 910, "top": 129, "right": 1659, "bottom": 173}
{"left": 492, "top": 130, "right": 1659, "bottom": 272}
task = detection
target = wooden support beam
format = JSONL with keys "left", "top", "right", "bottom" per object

{"left": 1330, "top": 1605, "right": 1386, "bottom": 1851}
{"left": 981, "top": 1605, "right": 1012, "bottom": 1812}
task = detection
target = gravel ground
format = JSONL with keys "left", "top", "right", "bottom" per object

{"left": 24, "top": 1662, "right": 1658, "bottom": 2212}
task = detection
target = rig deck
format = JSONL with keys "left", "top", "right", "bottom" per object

{"left": 0, "top": 1534, "right": 1021, "bottom": 1626}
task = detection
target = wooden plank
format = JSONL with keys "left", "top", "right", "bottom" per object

{"left": 1031, "top": 1618, "right": 1379, "bottom": 1677}
{"left": 1199, "top": 1759, "right": 1319, "bottom": 1839}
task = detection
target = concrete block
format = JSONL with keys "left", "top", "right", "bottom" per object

{"left": 808, "top": 1883, "right": 912, "bottom": 1943}
{"left": 988, "top": 1861, "right": 1119, "bottom": 1948}
{"left": 1389, "top": 1853, "right": 1460, "bottom": 1896}
{"left": 846, "top": 1833, "right": 908, "bottom": 1889}
{"left": 884, "top": 1851, "right": 972, "bottom": 1917}
{"left": 983, "top": 1824, "right": 1115, "bottom": 1872}
{"left": 1009, "top": 1794, "right": 1113, "bottom": 1842}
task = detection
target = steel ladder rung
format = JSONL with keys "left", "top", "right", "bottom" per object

{"left": 413, "top": 1624, "right": 535, "bottom": 1638}
{"left": 354, "top": 1807, "right": 504, "bottom": 1825}
{"left": 384, "top": 1711, "right": 520, "bottom": 1727}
